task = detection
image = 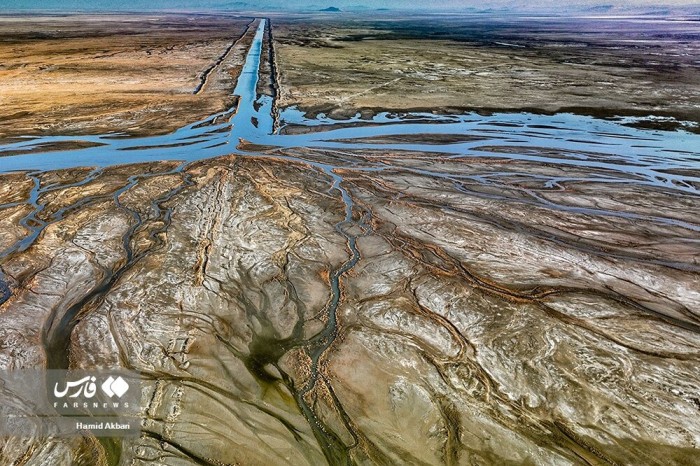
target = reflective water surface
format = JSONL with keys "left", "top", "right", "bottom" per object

{"left": 0, "top": 19, "right": 698, "bottom": 198}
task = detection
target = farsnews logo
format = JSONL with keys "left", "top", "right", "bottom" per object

{"left": 0, "top": 369, "right": 140, "bottom": 437}
{"left": 53, "top": 375, "right": 129, "bottom": 399}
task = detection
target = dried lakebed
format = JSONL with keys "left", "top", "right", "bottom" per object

{"left": 0, "top": 17, "right": 699, "bottom": 466}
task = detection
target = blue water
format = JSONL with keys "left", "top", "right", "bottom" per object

{"left": 0, "top": 18, "right": 698, "bottom": 197}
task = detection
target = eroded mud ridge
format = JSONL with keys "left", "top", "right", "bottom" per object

{"left": 1, "top": 148, "right": 699, "bottom": 465}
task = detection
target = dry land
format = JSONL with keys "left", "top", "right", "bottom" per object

{"left": 272, "top": 15, "right": 700, "bottom": 129}
{"left": 0, "top": 14, "right": 254, "bottom": 141}
{"left": 1, "top": 151, "right": 699, "bottom": 465}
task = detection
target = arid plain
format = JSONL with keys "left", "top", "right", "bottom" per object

{"left": 0, "top": 14, "right": 253, "bottom": 140}
{"left": 0, "top": 12, "right": 699, "bottom": 466}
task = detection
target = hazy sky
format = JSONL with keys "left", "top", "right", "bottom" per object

{"left": 3, "top": 0, "right": 698, "bottom": 11}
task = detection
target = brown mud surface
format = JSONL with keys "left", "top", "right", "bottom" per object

{"left": 0, "top": 14, "right": 255, "bottom": 141}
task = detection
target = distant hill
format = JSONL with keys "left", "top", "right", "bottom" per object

{"left": 320, "top": 6, "right": 341, "bottom": 12}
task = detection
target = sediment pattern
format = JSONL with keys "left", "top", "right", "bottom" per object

{"left": 0, "top": 13, "right": 699, "bottom": 466}
{"left": 0, "top": 148, "right": 698, "bottom": 465}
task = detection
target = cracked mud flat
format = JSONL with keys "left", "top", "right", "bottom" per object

{"left": 0, "top": 12, "right": 699, "bottom": 466}
{"left": 0, "top": 149, "right": 699, "bottom": 465}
